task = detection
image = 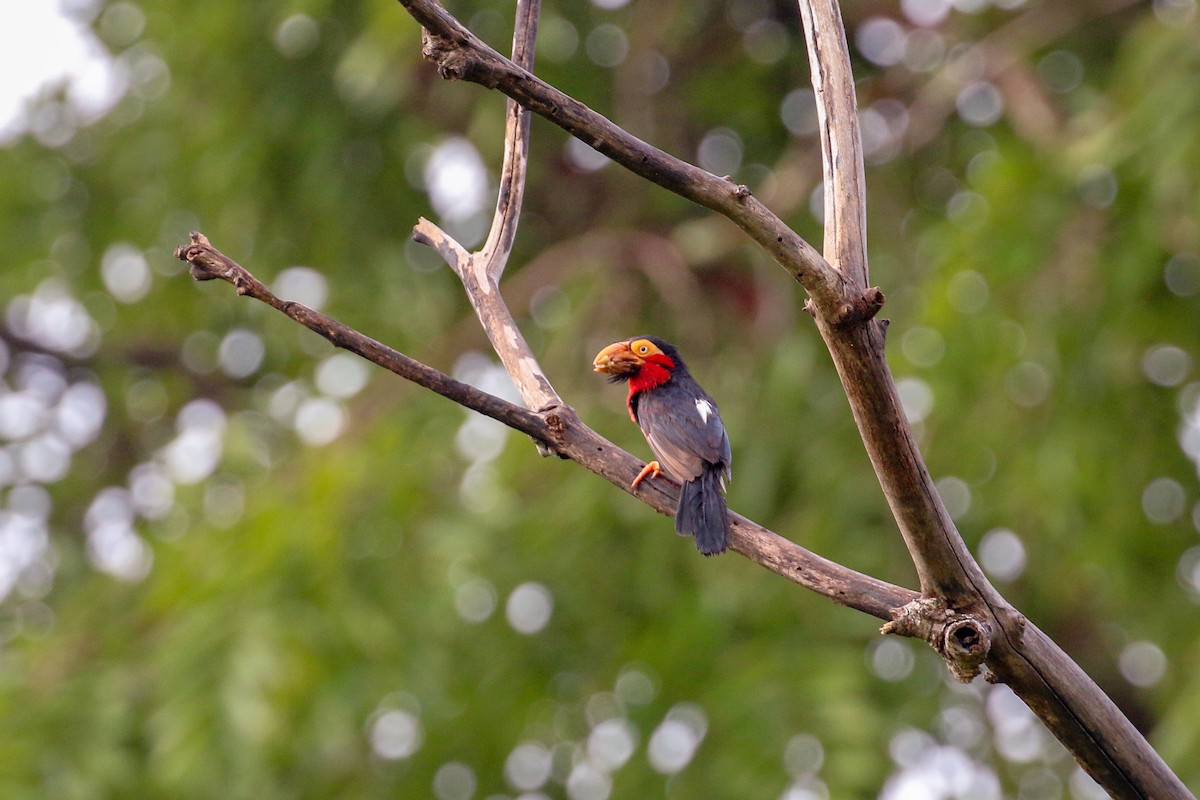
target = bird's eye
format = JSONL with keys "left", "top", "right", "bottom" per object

{"left": 637, "top": 344, "right": 649, "bottom": 354}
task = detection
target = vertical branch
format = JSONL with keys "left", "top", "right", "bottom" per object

{"left": 791, "top": 3, "right": 1195, "bottom": 797}
{"left": 413, "top": 0, "right": 561, "bottom": 413}
{"left": 396, "top": 2, "right": 1195, "bottom": 795}
{"left": 797, "top": 0, "right": 975, "bottom": 602}
{"left": 797, "top": 0, "right": 869, "bottom": 289}
{"left": 476, "top": 0, "right": 537, "bottom": 279}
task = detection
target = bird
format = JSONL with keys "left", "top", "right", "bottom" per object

{"left": 592, "top": 336, "right": 732, "bottom": 556}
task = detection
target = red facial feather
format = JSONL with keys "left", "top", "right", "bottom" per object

{"left": 625, "top": 353, "right": 675, "bottom": 421}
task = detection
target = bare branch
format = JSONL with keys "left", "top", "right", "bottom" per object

{"left": 412, "top": 0, "right": 559, "bottom": 416}
{"left": 174, "top": 233, "right": 548, "bottom": 437}
{"left": 397, "top": 0, "right": 848, "bottom": 316}
{"left": 882, "top": 596, "right": 992, "bottom": 683}
{"left": 174, "top": 231, "right": 917, "bottom": 620}
{"left": 797, "top": 0, "right": 869, "bottom": 289}
{"left": 392, "top": 0, "right": 979, "bottom": 605}
{"left": 177, "top": 0, "right": 1194, "bottom": 794}
{"left": 389, "top": 2, "right": 1196, "bottom": 796}
{"left": 475, "top": 0, "right": 537, "bottom": 281}
{"left": 790, "top": 3, "right": 1191, "bottom": 797}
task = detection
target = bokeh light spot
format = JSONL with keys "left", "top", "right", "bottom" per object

{"left": 1164, "top": 252, "right": 1200, "bottom": 296}
{"left": 935, "top": 476, "right": 971, "bottom": 520}
{"left": 648, "top": 719, "right": 699, "bottom": 774}
{"left": 901, "top": 0, "right": 951, "bottom": 27}
{"left": 506, "top": 582, "right": 553, "bottom": 634}
{"left": 901, "top": 326, "right": 946, "bottom": 367}
{"left": 505, "top": 741, "right": 553, "bottom": 791}
{"left": 784, "top": 733, "right": 825, "bottom": 777}
{"left": 1142, "top": 477, "right": 1185, "bottom": 524}
{"left": 856, "top": 17, "right": 906, "bottom": 66}
{"left": 1038, "top": 50, "right": 1083, "bottom": 93}
{"left": 315, "top": 353, "right": 370, "bottom": 399}
{"left": 274, "top": 14, "right": 320, "bottom": 59}
{"left": 743, "top": 20, "right": 789, "bottom": 65}
{"left": 587, "top": 718, "right": 637, "bottom": 772}
{"left": 455, "top": 577, "right": 497, "bottom": 623}
{"left": 978, "top": 528, "right": 1026, "bottom": 582}
{"left": 1004, "top": 362, "right": 1051, "bottom": 408}
{"left": 781, "top": 88, "right": 818, "bottom": 137}
{"left": 433, "top": 761, "right": 476, "bottom": 800}
{"left": 370, "top": 709, "right": 422, "bottom": 760}
{"left": 218, "top": 328, "right": 265, "bottom": 380}
{"left": 956, "top": 82, "right": 1004, "bottom": 127}
{"left": 946, "top": 270, "right": 989, "bottom": 313}
{"left": 565, "top": 137, "right": 611, "bottom": 172}
{"left": 425, "top": 137, "right": 489, "bottom": 222}
{"left": 870, "top": 637, "right": 915, "bottom": 682}
{"left": 615, "top": 665, "right": 656, "bottom": 705}
{"left": 273, "top": 266, "right": 329, "bottom": 311}
{"left": 566, "top": 761, "right": 610, "bottom": 800}
{"left": 1142, "top": 344, "right": 1191, "bottom": 387}
{"left": 897, "top": 377, "right": 934, "bottom": 424}
{"left": 100, "top": 243, "right": 151, "bottom": 303}
{"left": 294, "top": 397, "right": 346, "bottom": 446}
{"left": 1119, "top": 641, "right": 1167, "bottom": 687}
{"left": 585, "top": 24, "right": 628, "bottom": 68}
{"left": 697, "top": 127, "right": 744, "bottom": 176}
{"left": 538, "top": 16, "right": 579, "bottom": 62}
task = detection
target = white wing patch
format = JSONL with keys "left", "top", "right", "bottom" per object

{"left": 695, "top": 398, "right": 714, "bottom": 424}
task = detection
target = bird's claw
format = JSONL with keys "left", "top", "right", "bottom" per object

{"left": 630, "top": 460, "right": 662, "bottom": 491}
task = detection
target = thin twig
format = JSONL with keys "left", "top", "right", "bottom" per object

{"left": 174, "top": 231, "right": 917, "bottom": 620}
{"left": 475, "top": 0, "right": 538, "bottom": 280}
{"left": 414, "top": 0, "right": 561, "bottom": 415}
{"left": 391, "top": 0, "right": 1196, "bottom": 795}
{"left": 173, "top": 233, "right": 546, "bottom": 437}
{"left": 398, "top": 0, "right": 847, "bottom": 315}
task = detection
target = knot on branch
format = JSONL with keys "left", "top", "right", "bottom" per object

{"left": 537, "top": 403, "right": 579, "bottom": 459}
{"left": 421, "top": 30, "right": 475, "bottom": 81}
{"left": 833, "top": 286, "right": 886, "bottom": 327}
{"left": 801, "top": 287, "right": 885, "bottom": 326}
{"left": 721, "top": 176, "right": 752, "bottom": 199}
{"left": 174, "top": 232, "right": 260, "bottom": 296}
{"left": 882, "top": 597, "right": 991, "bottom": 682}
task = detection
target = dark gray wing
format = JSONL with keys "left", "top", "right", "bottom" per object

{"left": 637, "top": 385, "right": 731, "bottom": 484}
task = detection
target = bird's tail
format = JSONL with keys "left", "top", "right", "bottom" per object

{"left": 676, "top": 463, "right": 730, "bottom": 556}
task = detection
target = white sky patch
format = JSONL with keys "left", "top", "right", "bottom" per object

{"left": 0, "top": 3, "right": 127, "bottom": 145}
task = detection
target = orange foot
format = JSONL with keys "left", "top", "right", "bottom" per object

{"left": 630, "top": 460, "right": 661, "bottom": 491}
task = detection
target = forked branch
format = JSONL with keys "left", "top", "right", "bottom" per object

{"left": 174, "top": 232, "right": 917, "bottom": 620}
{"left": 387, "top": 0, "right": 1191, "bottom": 797}
{"left": 175, "top": 0, "right": 1193, "bottom": 795}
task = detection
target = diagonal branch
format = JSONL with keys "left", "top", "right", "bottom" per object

{"left": 792, "top": 3, "right": 1189, "bottom": 797}
{"left": 173, "top": 231, "right": 917, "bottom": 622}
{"left": 392, "top": 1, "right": 1194, "bottom": 797}
{"left": 173, "top": 0, "right": 1191, "bottom": 795}
{"left": 398, "top": 0, "right": 851, "bottom": 318}
{"left": 174, "top": 234, "right": 543, "bottom": 436}
{"left": 415, "top": 0, "right": 560, "bottom": 416}
{"left": 395, "top": 0, "right": 966, "bottom": 619}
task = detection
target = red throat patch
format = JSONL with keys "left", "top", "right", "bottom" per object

{"left": 625, "top": 354, "right": 675, "bottom": 421}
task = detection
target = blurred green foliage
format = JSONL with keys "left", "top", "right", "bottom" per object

{"left": 0, "top": 0, "right": 1198, "bottom": 798}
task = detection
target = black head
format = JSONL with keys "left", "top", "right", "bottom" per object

{"left": 592, "top": 335, "right": 688, "bottom": 383}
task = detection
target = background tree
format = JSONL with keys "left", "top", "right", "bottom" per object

{"left": 0, "top": 1, "right": 1198, "bottom": 798}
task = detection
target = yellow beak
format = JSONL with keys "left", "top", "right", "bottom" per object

{"left": 592, "top": 341, "right": 642, "bottom": 375}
